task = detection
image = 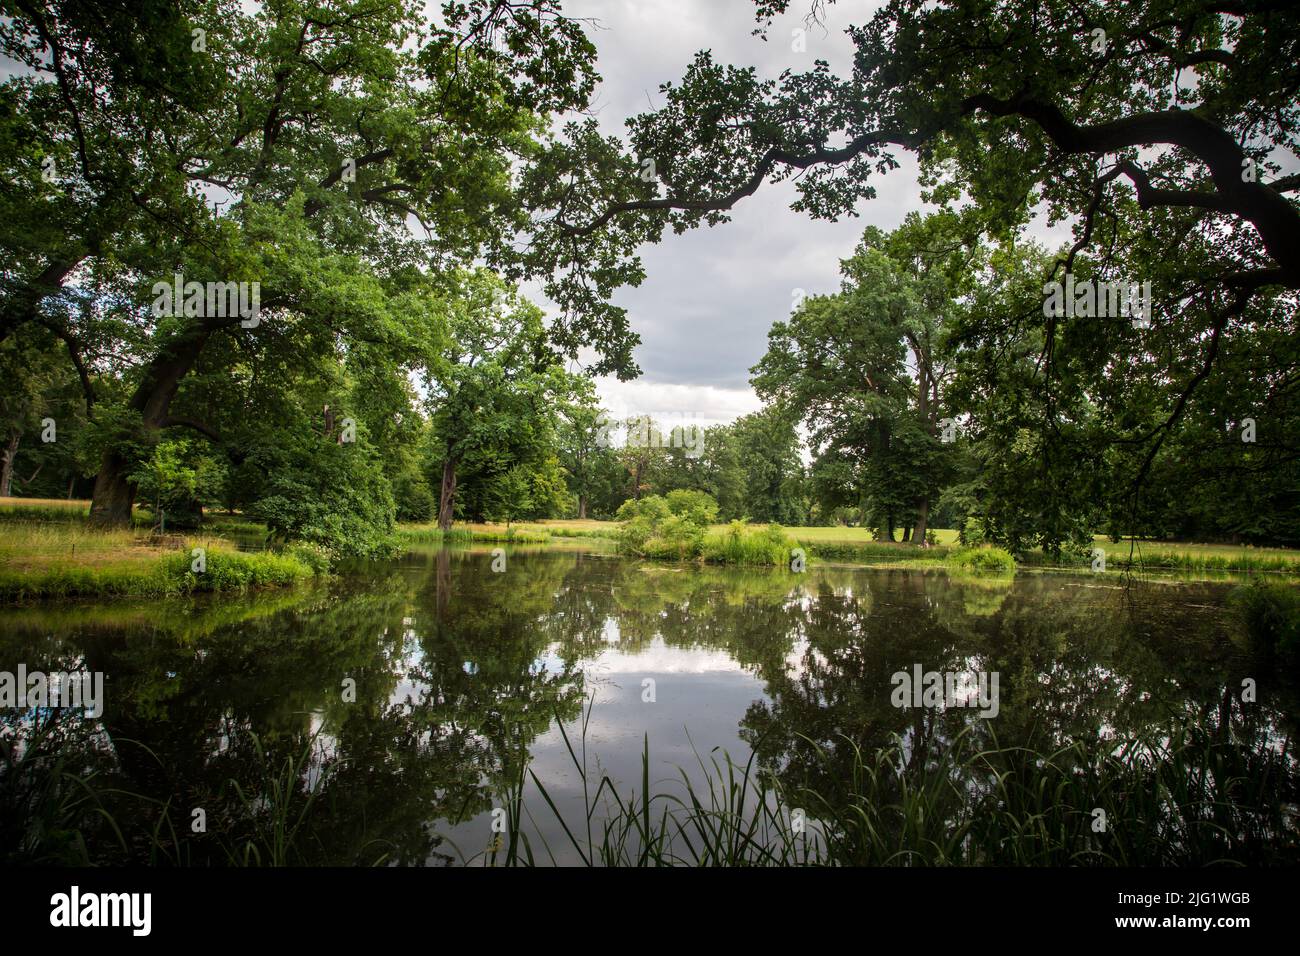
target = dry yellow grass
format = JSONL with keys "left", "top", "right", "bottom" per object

{"left": 0, "top": 496, "right": 91, "bottom": 509}
{"left": 523, "top": 518, "right": 614, "bottom": 532}
{"left": 0, "top": 521, "right": 232, "bottom": 573}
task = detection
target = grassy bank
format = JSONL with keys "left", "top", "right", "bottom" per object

{"left": 0, "top": 497, "right": 267, "bottom": 534}
{"left": 946, "top": 545, "right": 1016, "bottom": 573}
{"left": 797, "top": 538, "right": 952, "bottom": 563}
{"left": 397, "top": 523, "right": 552, "bottom": 545}
{"left": 700, "top": 522, "right": 801, "bottom": 566}
{"left": 0, "top": 513, "right": 324, "bottom": 601}
{"left": 398, "top": 516, "right": 1300, "bottom": 576}
{"left": 14, "top": 497, "right": 1284, "bottom": 580}
{"left": 1025, "top": 538, "right": 1300, "bottom": 574}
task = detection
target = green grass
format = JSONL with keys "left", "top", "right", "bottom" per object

{"left": 946, "top": 545, "right": 1016, "bottom": 573}
{"left": 701, "top": 522, "right": 801, "bottom": 566}
{"left": 529, "top": 526, "right": 614, "bottom": 539}
{"left": 197, "top": 514, "right": 270, "bottom": 536}
{"left": 396, "top": 523, "right": 551, "bottom": 544}
{"left": 397, "top": 525, "right": 472, "bottom": 544}
{"left": 465, "top": 526, "right": 551, "bottom": 543}
{"left": 790, "top": 525, "right": 961, "bottom": 547}
{"left": 1019, "top": 540, "right": 1300, "bottom": 574}
{"left": 0, "top": 517, "right": 323, "bottom": 601}
{"left": 391, "top": 517, "right": 1300, "bottom": 576}
{"left": 515, "top": 519, "right": 618, "bottom": 539}
{"left": 11, "top": 503, "right": 1297, "bottom": 574}
{"left": 1100, "top": 535, "right": 1300, "bottom": 560}
{"left": 798, "top": 539, "right": 952, "bottom": 563}
{"left": 1108, "top": 550, "right": 1298, "bottom": 574}
{"left": 0, "top": 545, "right": 321, "bottom": 601}
{"left": 0, "top": 498, "right": 272, "bottom": 534}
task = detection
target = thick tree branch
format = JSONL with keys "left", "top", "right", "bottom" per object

{"left": 561, "top": 94, "right": 1300, "bottom": 287}
{"left": 159, "top": 416, "right": 224, "bottom": 444}
{"left": 962, "top": 95, "right": 1300, "bottom": 283}
{"left": 559, "top": 127, "right": 921, "bottom": 238}
{"left": 1116, "top": 159, "right": 1234, "bottom": 213}
{"left": 303, "top": 148, "right": 396, "bottom": 218}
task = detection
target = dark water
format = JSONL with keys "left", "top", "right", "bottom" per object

{"left": 1, "top": 546, "right": 1296, "bottom": 865}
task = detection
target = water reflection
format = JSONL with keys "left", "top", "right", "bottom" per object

{"left": 1, "top": 548, "right": 1295, "bottom": 865}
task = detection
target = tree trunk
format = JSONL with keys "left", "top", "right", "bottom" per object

{"left": 913, "top": 355, "right": 934, "bottom": 547}
{"left": 902, "top": 525, "right": 911, "bottom": 542}
{"left": 0, "top": 432, "right": 17, "bottom": 496}
{"left": 437, "top": 456, "right": 458, "bottom": 531}
{"left": 913, "top": 498, "right": 930, "bottom": 546}
{"left": 89, "top": 448, "right": 138, "bottom": 524}
{"left": 578, "top": 494, "right": 588, "bottom": 520}
{"left": 89, "top": 327, "right": 211, "bottom": 527}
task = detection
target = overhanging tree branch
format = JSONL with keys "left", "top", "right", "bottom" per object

{"left": 559, "top": 93, "right": 1299, "bottom": 286}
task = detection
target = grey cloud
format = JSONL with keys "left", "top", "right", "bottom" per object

{"left": 559, "top": 1, "right": 916, "bottom": 391}
{"left": 543, "top": 1, "right": 1075, "bottom": 422}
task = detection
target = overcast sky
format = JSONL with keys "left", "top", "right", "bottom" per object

{"left": 537, "top": 0, "right": 1073, "bottom": 430}
{"left": 538, "top": 0, "right": 889, "bottom": 428}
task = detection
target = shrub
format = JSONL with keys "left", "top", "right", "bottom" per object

{"left": 958, "top": 517, "right": 987, "bottom": 547}
{"left": 654, "top": 513, "right": 706, "bottom": 559}
{"left": 664, "top": 489, "right": 720, "bottom": 526}
{"left": 130, "top": 439, "right": 221, "bottom": 528}
{"left": 615, "top": 493, "right": 718, "bottom": 560}
{"left": 244, "top": 431, "right": 398, "bottom": 561}
{"left": 615, "top": 494, "right": 799, "bottom": 566}
{"left": 614, "top": 495, "right": 671, "bottom": 524}
{"left": 615, "top": 495, "right": 670, "bottom": 555}
{"left": 946, "top": 545, "right": 1016, "bottom": 573}
{"left": 702, "top": 521, "right": 798, "bottom": 566}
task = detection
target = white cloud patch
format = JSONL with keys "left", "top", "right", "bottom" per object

{"left": 594, "top": 377, "right": 763, "bottom": 429}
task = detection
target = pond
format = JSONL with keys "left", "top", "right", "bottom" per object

{"left": 2, "top": 546, "right": 1296, "bottom": 865}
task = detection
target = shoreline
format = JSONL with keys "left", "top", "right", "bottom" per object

{"left": 2, "top": 504, "right": 1297, "bottom": 604}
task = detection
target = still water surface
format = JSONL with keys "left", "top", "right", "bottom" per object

{"left": 1, "top": 546, "right": 1292, "bottom": 864}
